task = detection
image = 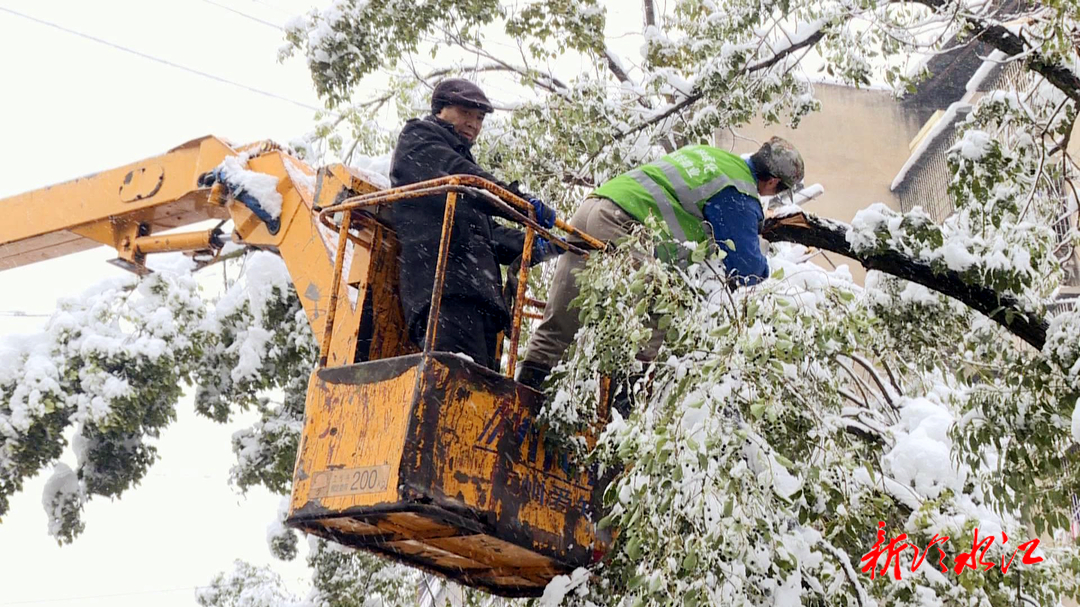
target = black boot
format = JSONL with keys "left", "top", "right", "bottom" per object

{"left": 516, "top": 361, "right": 551, "bottom": 391}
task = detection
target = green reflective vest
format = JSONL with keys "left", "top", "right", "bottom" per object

{"left": 593, "top": 145, "right": 760, "bottom": 243}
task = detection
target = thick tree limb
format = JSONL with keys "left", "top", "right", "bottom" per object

{"left": 604, "top": 49, "right": 632, "bottom": 85}
{"left": 761, "top": 212, "right": 1050, "bottom": 350}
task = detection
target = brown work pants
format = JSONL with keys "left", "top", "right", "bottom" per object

{"left": 523, "top": 196, "right": 664, "bottom": 370}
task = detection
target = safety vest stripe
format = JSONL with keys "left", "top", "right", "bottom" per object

{"left": 627, "top": 168, "right": 688, "bottom": 242}
{"left": 655, "top": 160, "right": 704, "bottom": 220}
{"left": 655, "top": 160, "right": 757, "bottom": 216}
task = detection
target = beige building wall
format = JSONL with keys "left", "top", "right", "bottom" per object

{"left": 716, "top": 83, "right": 926, "bottom": 283}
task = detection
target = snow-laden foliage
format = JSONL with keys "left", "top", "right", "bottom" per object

{"left": 191, "top": 253, "right": 315, "bottom": 495}
{"left": 279, "top": 0, "right": 849, "bottom": 196}
{"left": 544, "top": 235, "right": 1080, "bottom": 606}
{"left": 277, "top": 0, "right": 1080, "bottom": 204}
{"left": 0, "top": 252, "right": 417, "bottom": 602}
{"left": 1, "top": 271, "right": 202, "bottom": 543}
{"left": 197, "top": 560, "right": 300, "bottom": 607}
{"left": 848, "top": 83, "right": 1077, "bottom": 306}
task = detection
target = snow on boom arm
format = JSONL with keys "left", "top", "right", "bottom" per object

{"left": 0, "top": 135, "right": 415, "bottom": 366}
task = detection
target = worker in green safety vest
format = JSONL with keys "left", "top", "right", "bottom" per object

{"left": 517, "top": 137, "right": 805, "bottom": 390}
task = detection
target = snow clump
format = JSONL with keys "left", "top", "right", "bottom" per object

{"left": 214, "top": 155, "right": 284, "bottom": 220}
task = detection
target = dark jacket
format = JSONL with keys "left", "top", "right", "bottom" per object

{"left": 389, "top": 115, "right": 525, "bottom": 330}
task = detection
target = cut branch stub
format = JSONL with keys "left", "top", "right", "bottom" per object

{"left": 761, "top": 211, "right": 1049, "bottom": 350}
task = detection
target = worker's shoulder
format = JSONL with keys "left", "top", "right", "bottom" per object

{"left": 705, "top": 186, "right": 763, "bottom": 215}
{"left": 400, "top": 116, "right": 451, "bottom": 138}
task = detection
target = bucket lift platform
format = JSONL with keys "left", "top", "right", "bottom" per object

{"left": 287, "top": 352, "right": 607, "bottom": 596}
{"left": 285, "top": 177, "right": 611, "bottom": 597}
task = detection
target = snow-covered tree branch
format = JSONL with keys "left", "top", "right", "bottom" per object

{"left": 761, "top": 209, "right": 1051, "bottom": 349}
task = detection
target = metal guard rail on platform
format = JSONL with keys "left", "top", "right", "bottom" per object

{"left": 314, "top": 175, "right": 605, "bottom": 378}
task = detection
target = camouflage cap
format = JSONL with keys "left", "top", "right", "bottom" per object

{"left": 757, "top": 136, "right": 805, "bottom": 190}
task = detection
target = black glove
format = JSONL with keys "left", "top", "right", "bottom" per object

{"left": 528, "top": 197, "right": 557, "bottom": 229}
{"left": 531, "top": 237, "right": 567, "bottom": 266}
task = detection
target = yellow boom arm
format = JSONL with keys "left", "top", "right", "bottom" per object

{"left": 0, "top": 135, "right": 407, "bottom": 367}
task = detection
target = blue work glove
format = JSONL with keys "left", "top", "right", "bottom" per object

{"left": 528, "top": 197, "right": 557, "bottom": 229}
{"left": 530, "top": 237, "right": 567, "bottom": 266}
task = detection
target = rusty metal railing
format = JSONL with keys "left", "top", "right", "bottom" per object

{"left": 314, "top": 175, "right": 604, "bottom": 377}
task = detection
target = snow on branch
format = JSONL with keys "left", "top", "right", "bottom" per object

{"left": 761, "top": 211, "right": 1050, "bottom": 349}
{"left": 901, "top": 0, "right": 1080, "bottom": 103}
{"left": 615, "top": 29, "right": 828, "bottom": 145}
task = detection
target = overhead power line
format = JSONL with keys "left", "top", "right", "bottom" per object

{"left": 199, "top": 0, "right": 283, "bottom": 30}
{"left": 0, "top": 6, "right": 325, "bottom": 114}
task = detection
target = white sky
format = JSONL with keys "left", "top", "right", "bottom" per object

{"left": 0, "top": 1, "right": 323, "bottom": 605}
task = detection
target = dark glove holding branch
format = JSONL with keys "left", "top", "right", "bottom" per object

{"left": 528, "top": 197, "right": 557, "bottom": 229}
{"left": 531, "top": 237, "right": 567, "bottom": 266}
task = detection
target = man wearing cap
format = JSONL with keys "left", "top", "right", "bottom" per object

{"left": 517, "top": 137, "right": 805, "bottom": 389}
{"left": 389, "top": 78, "right": 561, "bottom": 371}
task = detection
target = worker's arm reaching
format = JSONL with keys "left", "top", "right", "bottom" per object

{"left": 702, "top": 188, "right": 769, "bottom": 286}
{"left": 492, "top": 226, "right": 565, "bottom": 267}
{"left": 491, "top": 194, "right": 560, "bottom": 263}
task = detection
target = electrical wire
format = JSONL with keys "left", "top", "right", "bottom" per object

{"left": 0, "top": 6, "right": 326, "bottom": 114}
{"left": 199, "top": 0, "right": 283, "bottom": 30}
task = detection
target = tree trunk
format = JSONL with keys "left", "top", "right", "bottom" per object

{"left": 643, "top": 0, "right": 656, "bottom": 28}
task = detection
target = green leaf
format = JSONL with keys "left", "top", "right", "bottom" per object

{"left": 681, "top": 550, "right": 698, "bottom": 571}
{"left": 691, "top": 243, "right": 707, "bottom": 263}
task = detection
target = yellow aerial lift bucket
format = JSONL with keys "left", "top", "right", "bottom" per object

{"left": 286, "top": 176, "right": 610, "bottom": 596}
